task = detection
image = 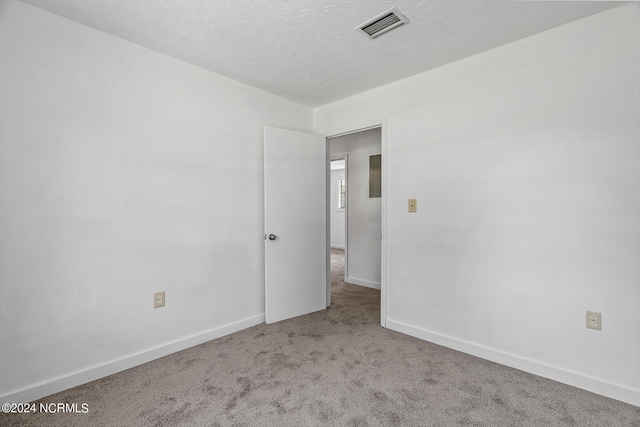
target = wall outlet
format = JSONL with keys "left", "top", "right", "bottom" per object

{"left": 586, "top": 311, "right": 601, "bottom": 330}
{"left": 408, "top": 198, "right": 417, "bottom": 213}
{"left": 154, "top": 291, "right": 165, "bottom": 308}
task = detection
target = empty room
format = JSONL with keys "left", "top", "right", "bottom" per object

{"left": 1, "top": 0, "right": 639, "bottom": 425}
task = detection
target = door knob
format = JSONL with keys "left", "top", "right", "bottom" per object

{"left": 268, "top": 234, "right": 277, "bottom": 241}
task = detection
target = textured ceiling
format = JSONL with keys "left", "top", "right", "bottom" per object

{"left": 17, "top": 0, "right": 623, "bottom": 107}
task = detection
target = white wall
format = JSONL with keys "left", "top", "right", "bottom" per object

{"left": 0, "top": 0, "right": 312, "bottom": 402}
{"left": 315, "top": 4, "right": 640, "bottom": 406}
{"left": 330, "top": 129, "right": 382, "bottom": 289}
{"left": 330, "top": 167, "right": 346, "bottom": 248}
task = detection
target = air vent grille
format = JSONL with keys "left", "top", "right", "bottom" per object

{"left": 361, "top": 13, "right": 401, "bottom": 37}
{"left": 357, "top": 8, "right": 409, "bottom": 40}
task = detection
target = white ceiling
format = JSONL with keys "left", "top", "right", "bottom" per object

{"left": 17, "top": 0, "right": 623, "bottom": 107}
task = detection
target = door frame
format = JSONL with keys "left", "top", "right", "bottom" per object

{"left": 325, "top": 117, "right": 387, "bottom": 327}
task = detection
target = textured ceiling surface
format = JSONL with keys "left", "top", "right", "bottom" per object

{"left": 17, "top": 0, "right": 622, "bottom": 106}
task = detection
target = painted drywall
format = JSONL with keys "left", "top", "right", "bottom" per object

{"left": 330, "top": 167, "right": 346, "bottom": 248}
{"left": 330, "top": 129, "right": 382, "bottom": 289}
{"left": 315, "top": 4, "right": 640, "bottom": 406}
{"left": 0, "top": 0, "right": 312, "bottom": 402}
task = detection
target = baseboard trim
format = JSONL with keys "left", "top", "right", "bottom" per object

{"left": 330, "top": 245, "right": 345, "bottom": 249}
{"left": 386, "top": 319, "right": 639, "bottom": 407}
{"left": 345, "top": 276, "right": 381, "bottom": 290}
{"left": 1, "top": 314, "right": 265, "bottom": 404}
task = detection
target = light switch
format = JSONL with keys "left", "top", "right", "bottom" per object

{"left": 408, "top": 199, "right": 417, "bottom": 213}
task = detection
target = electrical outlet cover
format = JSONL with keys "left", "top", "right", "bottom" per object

{"left": 154, "top": 291, "right": 165, "bottom": 308}
{"left": 586, "top": 310, "right": 601, "bottom": 330}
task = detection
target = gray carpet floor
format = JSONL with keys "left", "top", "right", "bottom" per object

{"left": 3, "top": 248, "right": 639, "bottom": 426}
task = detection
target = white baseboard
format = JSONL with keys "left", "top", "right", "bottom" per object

{"left": 330, "top": 245, "right": 345, "bottom": 249}
{"left": 345, "top": 276, "right": 381, "bottom": 290}
{"left": 1, "top": 314, "right": 265, "bottom": 404}
{"left": 386, "top": 319, "right": 639, "bottom": 407}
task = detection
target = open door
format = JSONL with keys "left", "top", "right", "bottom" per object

{"left": 264, "top": 126, "right": 327, "bottom": 324}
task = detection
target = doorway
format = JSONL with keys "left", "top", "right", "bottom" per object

{"left": 264, "top": 123, "right": 385, "bottom": 325}
{"left": 328, "top": 127, "right": 383, "bottom": 318}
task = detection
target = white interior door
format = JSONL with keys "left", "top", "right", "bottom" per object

{"left": 264, "top": 126, "right": 327, "bottom": 324}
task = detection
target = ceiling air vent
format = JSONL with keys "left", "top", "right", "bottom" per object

{"left": 357, "top": 8, "right": 410, "bottom": 40}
